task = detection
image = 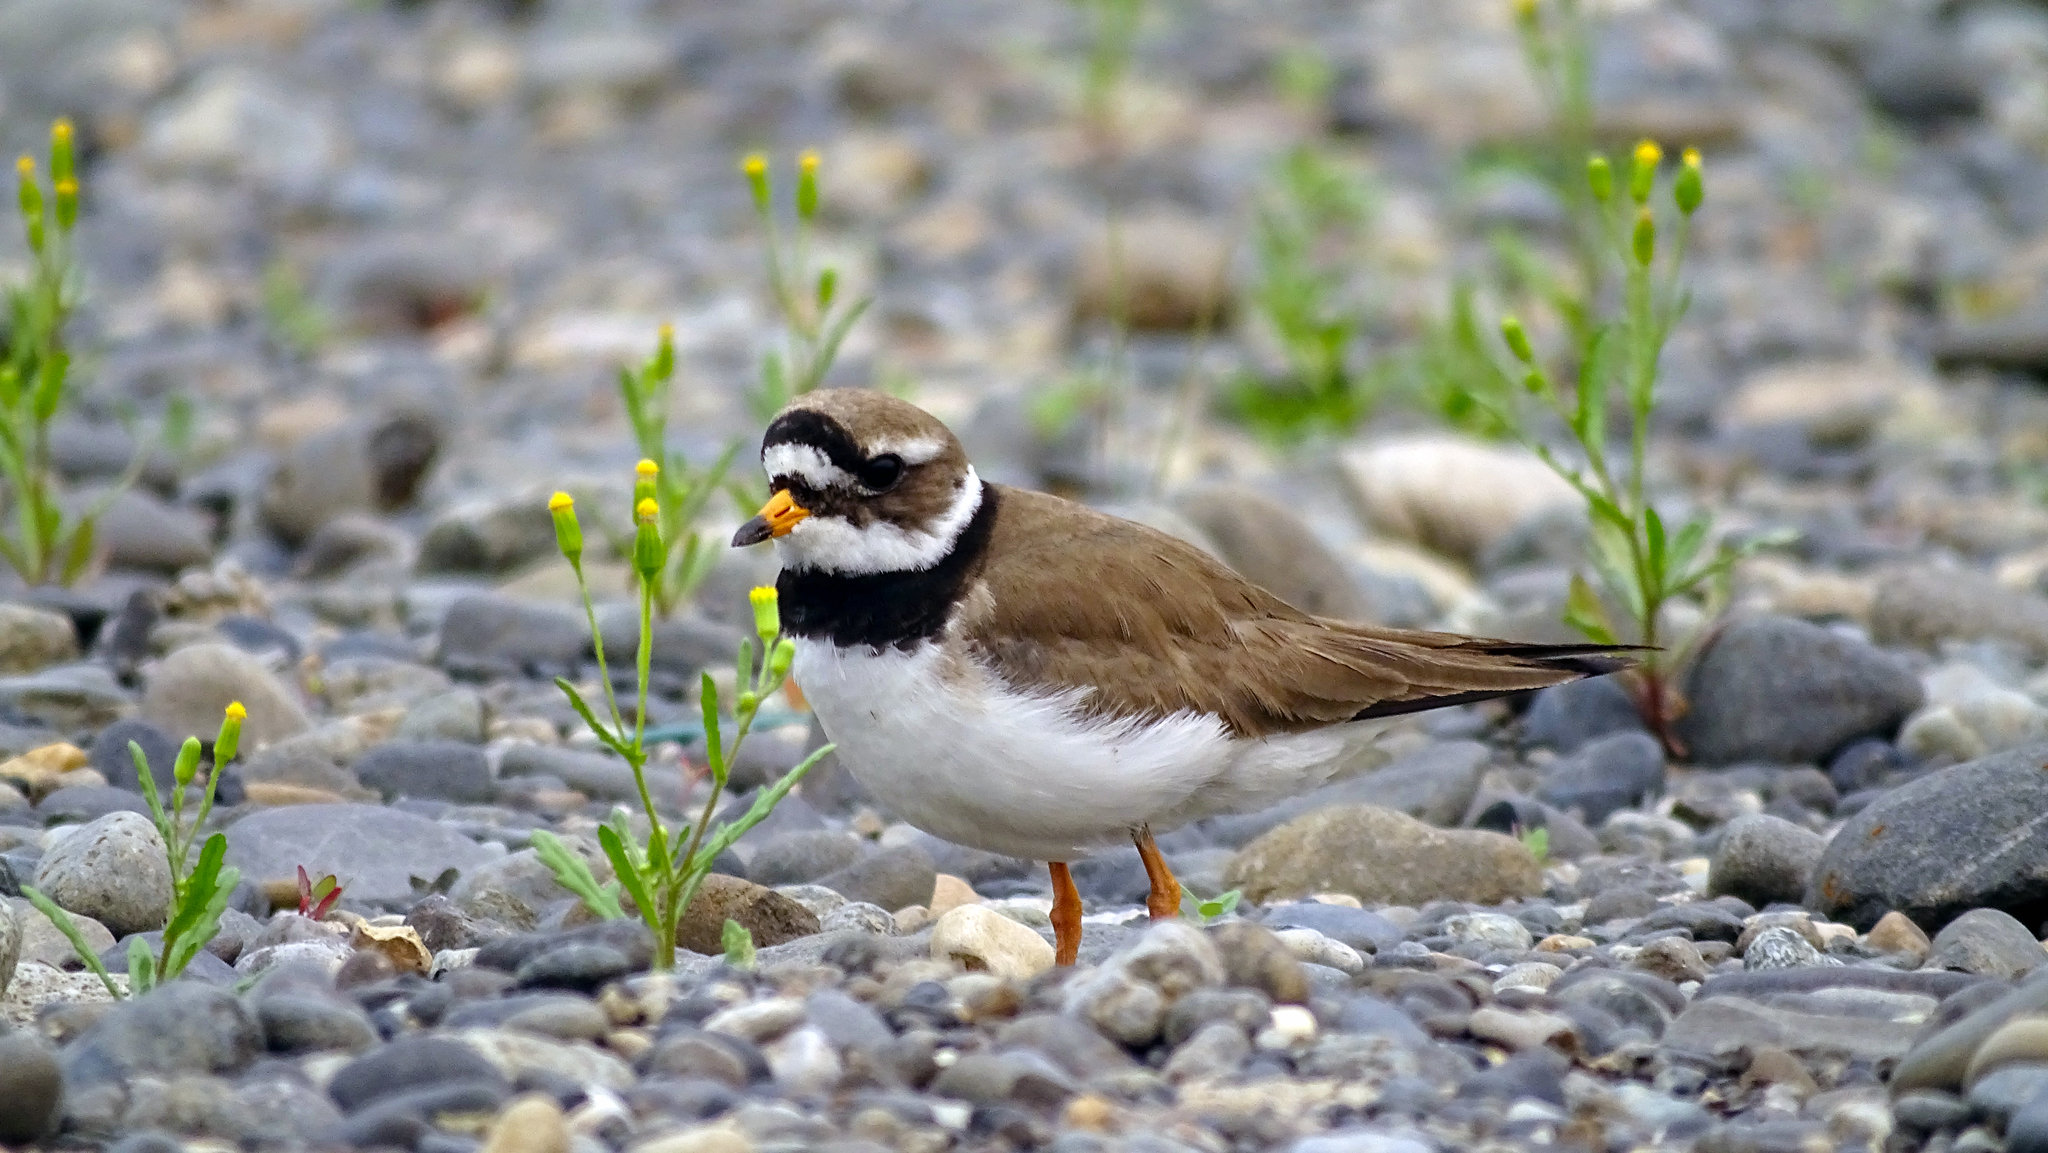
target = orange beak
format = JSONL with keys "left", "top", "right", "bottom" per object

{"left": 731, "top": 489, "right": 810, "bottom": 547}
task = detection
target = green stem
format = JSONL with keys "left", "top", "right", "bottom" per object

{"left": 570, "top": 558, "right": 629, "bottom": 741}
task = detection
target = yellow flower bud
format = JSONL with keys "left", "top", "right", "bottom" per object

{"left": 769, "top": 637, "right": 796, "bottom": 680}
{"left": 215, "top": 703, "right": 245, "bottom": 766}
{"left": 50, "top": 118, "right": 73, "bottom": 185}
{"left": 749, "top": 585, "right": 780, "bottom": 642}
{"left": 1500, "top": 316, "right": 1535, "bottom": 364}
{"left": 1632, "top": 208, "right": 1656, "bottom": 266}
{"left": 1511, "top": 0, "right": 1538, "bottom": 26}
{"left": 636, "top": 458, "right": 659, "bottom": 480}
{"left": 634, "top": 459, "right": 659, "bottom": 506}
{"left": 636, "top": 496, "right": 659, "bottom": 522}
{"left": 1629, "top": 140, "right": 1661, "bottom": 204}
{"left": 653, "top": 323, "right": 675, "bottom": 379}
{"left": 742, "top": 153, "right": 770, "bottom": 214}
{"left": 796, "top": 149, "right": 820, "bottom": 220}
{"left": 1674, "top": 148, "right": 1703, "bottom": 216}
{"left": 53, "top": 178, "right": 75, "bottom": 231}
{"left": 633, "top": 502, "right": 664, "bottom": 580}
{"left": 1586, "top": 153, "right": 1613, "bottom": 203}
{"left": 549, "top": 491, "right": 583, "bottom": 563}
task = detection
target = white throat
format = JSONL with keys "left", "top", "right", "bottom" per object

{"left": 774, "top": 467, "right": 983, "bottom": 575}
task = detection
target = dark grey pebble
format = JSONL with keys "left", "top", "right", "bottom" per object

{"left": 1522, "top": 674, "right": 1647, "bottom": 753}
{"left": 0, "top": 1031, "right": 62, "bottom": 1143}
{"left": 328, "top": 1036, "right": 510, "bottom": 1112}
{"left": 1261, "top": 902, "right": 1406, "bottom": 954}
{"left": 517, "top": 942, "right": 638, "bottom": 990}
{"left": 747, "top": 830, "right": 871, "bottom": 887}
{"left": 1536, "top": 731, "right": 1665, "bottom": 824}
{"left": 355, "top": 741, "right": 494, "bottom": 804}
{"left": 63, "top": 983, "right": 262, "bottom": 1088}
{"left": 256, "top": 992, "right": 380, "bottom": 1054}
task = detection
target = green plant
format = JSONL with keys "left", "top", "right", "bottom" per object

{"left": 537, "top": 483, "right": 831, "bottom": 970}
{"left": 0, "top": 118, "right": 129, "bottom": 586}
{"left": 1489, "top": 143, "right": 1752, "bottom": 750}
{"left": 262, "top": 258, "right": 328, "bottom": 356}
{"left": 25, "top": 702, "right": 247, "bottom": 997}
{"left": 296, "top": 866, "right": 343, "bottom": 919}
{"left": 1075, "top": 0, "right": 1145, "bottom": 141}
{"left": 743, "top": 152, "right": 870, "bottom": 420}
{"left": 721, "top": 918, "right": 756, "bottom": 970}
{"left": 1179, "top": 887, "right": 1242, "bottom": 926}
{"left": 616, "top": 327, "right": 742, "bottom": 617}
{"left": 1508, "top": 0, "right": 1602, "bottom": 328}
{"left": 1517, "top": 824, "right": 1550, "bottom": 865}
{"left": 1232, "top": 146, "right": 1378, "bottom": 438}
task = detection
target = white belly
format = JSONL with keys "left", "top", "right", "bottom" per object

{"left": 790, "top": 638, "right": 1383, "bottom": 861}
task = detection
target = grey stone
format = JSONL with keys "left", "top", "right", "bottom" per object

{"left": 89, "top": 490, "right": 214, "bottom": 574}
{"left": 1260, "top": 902, "right": 1406, "bottom": 955}
{"left": 1708, "top": 814, "right": 1828, "bottom": 908}
{"left": 36, "top": 784, "right": 151, "bottom": 824}
{"left": 496, "top": 744, "right": 642, "bottom": 802}
{"left": 224, "top": 803, "right": 497, "bottom": 905}
{"left": 354, "top": 741, "right": 494, "bottom": 804}
{"left": 1742, "top": 926, "right": 1839, "bottom": 971}
{"left": 327, "top": 1035, "right": 510, "bottom": 1113}
{"left": 1536, "top": 731, "right": 1665, "bottom": 823}
{"left": 1225, "top": 804, "right": 1541, "bottom": 906}
{"left": 0, "top": 604, "right": 77, "bottom": 674}
{"left": 89, "top": 718, "right": 181, "bottom": 794}
{"left": 435, "top": 595, "right": 587, "bottom": 680}
{"left": 1522, "top": 674, "right": 1648, "bottom": 753}
{"left": 1206, "top": 740, "right": 1489, "bottom": 847}
{"left": 0, "top": 1032, "right": 61, "bottom": 1143}
{"left": 0, "top": 897, "right": 16, "bottom": 997}
{"left": 63, "top": 982, "right": 262, "bottom": 1088}
{"left": 1807, "top": 744, "right": 2048, "bottom": 931}
{"left": 140, "top": 65, "right": 341, "bottom": 191}
{"left": 1927, "top": 909, "right": 2044, "bottom": 978}
{"left": 1873, "top": 567, "right": 2048, "bottom": 661}
{"left": 1675, "top": 615, "right": 1922, "bottom": 765}
{"left": 255, "top": 992, "right": 380, "bottom": 1054}
{"left": 32, "top": 811, "right": 172, "bottom": 937}
{"left": 748, "top": 831, "right": 870, "bottom": 888}
{"left": 394, "top": 689, "right": 487, "bottom": 744}
{"left": 142, "top": 642, "right": 311, "bottom": 749}
{"left": 813, "top": 844, "right": 936, "bottom": 913}
{"left": 0, "top": 663, "right": 133, "bottom": 730}
{"left": 1895, "top": 971, "right": 2048, "bottom": 1094}
{"left": 261, "top": 412, "right": 438, "bottom": 546}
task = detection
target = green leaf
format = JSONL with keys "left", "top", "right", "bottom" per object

{"left": 593, "top": 825, "right": 648, "bottom": 921}
{"left": 1667, "top": 514, "right": 1710, "bottom": 583}
{"left": 59, "top": 516, "right": 94, "bottom": 584}
{"left": 721, "top": 919, "right": 756, "bottom": 970}
{"left": 534, "top": 829, "right": 627, "bottom": 921}
{"left": 1586, "top": 517, "right": 1646, "bottom": 623}
{"left": 689, "top": 744, "right": 832, "bottom": 870}
{"left": 700, "top": 673, "right": 725, "bottom": 786}
{"left": 23, "top": 885, "right": 123, "bottom": 999}
{"left": 1644, "top": 505, "right": 1668, "bottom": 589}
{"left": 1563, "top": 573, "right": 1619, "bottom": 645}
{"left": 127, "top": 936, "right": 156, "bottom": 994}
{"left": 807, "top": 296, "right": 872, "bottom": 392}
{"left": 552, "top": 677, "right": 629, "bottom": 758}
{"left": 129, "top": 740, "right": 172, "bottom": 845}
{"left": 161, "top": 834, "right": 230, "bottom": 960}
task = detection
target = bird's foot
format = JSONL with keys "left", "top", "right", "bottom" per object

{"left": 1132, "top": 826, "right": 1182, "bottom": 921}
{"left": 1049, "top": 861, "right": 1081, "bottom": 966}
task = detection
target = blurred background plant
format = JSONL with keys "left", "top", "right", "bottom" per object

{"left": 0, "top": 118, "right": 138, "bottom": 587}
{"left": 746, "top": 151, "right": 871, "bottom": 421}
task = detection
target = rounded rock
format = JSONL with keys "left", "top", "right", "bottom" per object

{"left": 929, "top": 905, "right": 1053, "bottom": 980}
{"left": 479, "top": 1093, "right": 570, "bottom": 1153}
{"left": 0, "top": 1031, "right": 61, "bottom": 1143}
{"left": 1708, "top": 813, "right": 1827, "bottom": 908}
{"left": 141, "top": 642, "right": 312, "bottom": 748}
{"left": 32, "top": 811, "right": 173, "bottom": 937}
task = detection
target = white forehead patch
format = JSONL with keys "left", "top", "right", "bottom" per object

{"left": 761, "top": 443, "right": 854, "bottom": 491}
{"left": 775, "top": 467, "right": 982, "bottom": 575}
{"left": 869, "top": 436, "right": 946, "bottom": 465}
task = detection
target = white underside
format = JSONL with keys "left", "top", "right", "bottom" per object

{"left": 792, "top": 637, "right": 1387, "bottom": 861}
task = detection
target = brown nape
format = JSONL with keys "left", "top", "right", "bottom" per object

{"left": 960, "top": 484, "right": 1639, "bottom": 739}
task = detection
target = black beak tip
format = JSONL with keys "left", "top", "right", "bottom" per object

{"left": 732, "top": 517, "right": 772, "bottom": 548}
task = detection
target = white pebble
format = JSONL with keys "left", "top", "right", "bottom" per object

{"left": 1255, "top": 1005, "right": 1319, "bottom": 1050}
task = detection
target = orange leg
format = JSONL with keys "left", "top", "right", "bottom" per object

{"left": 1133, "top": 826, "right": 1182, "bottom": 921}
{"left": 1049, "top": 862, "right": 1082, "bottom": 966}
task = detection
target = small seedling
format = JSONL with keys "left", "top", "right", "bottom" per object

{"left": 25, "top": 702, "right": 247, "bottom": 996}
{"left": 1516, "top": 824, "right": 1551, "bottom": 865}
{"left": 539, "top": 472, "right": 832, "bottom": 970}
{"left": 743, "top": 152, "right": 870, "bottom": 419}
{"left": 262, "top": 258, "right": 328, "bottom": 356}
{"left": 721, "top": 918, "right": 756, "bottom": 970}
{"left": 1179, "top": 887, "right": 1243, "bottom": 926}
{"left": 296, "top": 865, "right": 342, "bottom": 920}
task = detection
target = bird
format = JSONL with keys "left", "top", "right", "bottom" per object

{"left": 731, "top": 389, "right": 1635, "bottom": 965}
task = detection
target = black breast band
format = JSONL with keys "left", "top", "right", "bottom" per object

{"left": 776, "top": 483, "right": 1000, "bottom": 650}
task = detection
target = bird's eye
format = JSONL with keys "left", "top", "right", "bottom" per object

{"left": 858, "top": 454, "right": 904, "bottom": 491}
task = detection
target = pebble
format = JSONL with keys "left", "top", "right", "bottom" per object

{"left": 480, "top": 1094, "right": 571, "bottom": 1153}
{"left": 0, "top": 1031, "right": 62, "bottom": 1143}
{"left": 1674, "top": 615, "right": 1923, "bottom": 765}
{"left": 1707, "top": 813, "right": 1828, "bottom": 908}
{"left": 1926, "top": 908, "right": 2045, "bottom": 977}
{"left": 32, "top": 812, "right": 173, "bottom": 938}
{"left": 1867, "top": 910, "right": 1933, "bottom": 960}
{"left": 0, "top": 605, "right": 78, "bottom": 675}
{"left": 141, "top": 642, "right": 312, "bottom": 748}
{"left": 224, "top": 803, "right": 497, "bottom": 907}
{"left": 929, "top": 905, "right": 1054, "bottom": 980}
{"left": 1225, "top": 804, "right": 1541, "bottom": 906}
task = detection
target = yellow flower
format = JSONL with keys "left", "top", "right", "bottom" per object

{"left": 636, "top": 497, "right": 660, "bottom": 522}
{"left": 225, "top": 701, "right": 247, "bottom": 721}
{"left": 741, "top": 153, "right": 767, "bottom": 177}
{"left": 636, "top": 458, "right": 659, "bottom": 480}
{"left": 1682, "top": 147, "right": 1701, "bottom": 168}
{"left": 50, "top": 119, "right": 71, "bottom": 145}
{"left": 799, "top": 150, "right": 819, "bottom": 174}
{"left": 15, "top": 155, "right": 32, "bottom": 178}
{"left": 1634, "top": 140, "right": 1662, "bottom": 168}
{"left": 548, "top": 491, "right": 574, "bottom": 512}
